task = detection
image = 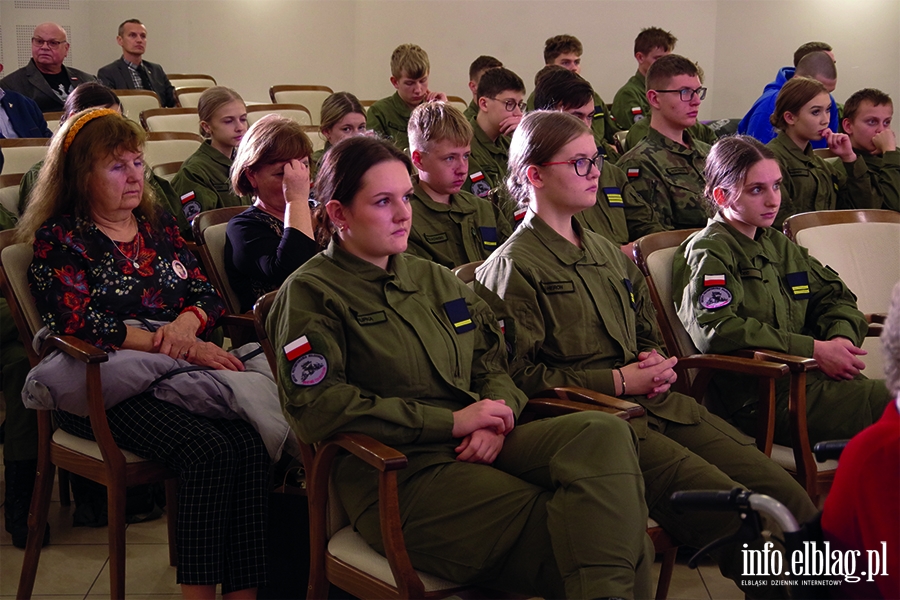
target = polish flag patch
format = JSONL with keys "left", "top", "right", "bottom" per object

{"left": 626, "top": 168, "right": 640, "bottom": 178}
{"left": 631, "top": 106, "right": 643, "bottom": 115}
{"left": 514, "top": 207, "right": 527, "bottom": 221}
{"left": 180, "top": 191, "right": 196, "bottom": 204}
{"left": 284, "top": 335, "right": 312, "bottom": 361}
{"left": 704, "top": 274, "right": 726, "bottom": 287}
{"left": 470, "top": 171, "right": 485, "bottom": 183}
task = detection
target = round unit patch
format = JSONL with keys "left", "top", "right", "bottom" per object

{"left": 182, "top": 200, "right": 202, "bottom": 221}
{"left": 700, "top": 286, "right": 733, "bottom": 310}
{"left": 291, "top": 353, "right": 328, "bottom": 386}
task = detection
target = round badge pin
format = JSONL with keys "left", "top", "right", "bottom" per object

{"left": 700, "top": 286, "right": 732, "bottom": 310}
{"left": 291, "top": 353, "right": 328, "bottom": 386}
{"left": 172, "top": 260, "right": 188, "bottom": 280}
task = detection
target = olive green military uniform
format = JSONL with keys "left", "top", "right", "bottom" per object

{"left": 857, "top": 149, "right": 900, "bottom": 212}
{"left": 171, "top": 140, "right": 251, "bottom": 224}
{"left": 767, "top": 132, "right": 875, "bottom": 229}
{"left": 475, "top": 214, "right": 817, "bottom": 594}
{"left": 622, "top": 116, "right": 718, "bottom": 154}
{"left": 366, "top": 91, "right": 413, "bottom": 153}
{"left": 466, "top": 116, "right": 518, "bottom": 222}
{"left": 310, "top": 145, "right": 328, "bottom": 184}
{"left": 19, "top": 160, "right": 191, "bottom": 237}
{"left": 407, "top": 181, "right": 513, "bottom": 269}
{"left": 673, "top": 215, "right": 890, "bottom": 446}
{"left": 526, "top": 88, "right": 620, "bottom": 161}
{"left": 269, "top": 242, "right": 654, "bottom": 599}
{"left": 612, "top": 70, "right": 650, "bottom": 130}
{"left": 0, "top": 205, "right": 34, "bottom": 463}
{"left": 463, "top": 98, "right": 478, "bottom": 121}
{"left": 618, "top": 127, "right": 711, "bottom": 231}
{"left": 577, "top": 162, "right": 664, "bottom": 245}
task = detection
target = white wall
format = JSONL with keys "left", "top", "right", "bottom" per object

{"left": 1, "top": 0, "right": 898, "bottom": 120}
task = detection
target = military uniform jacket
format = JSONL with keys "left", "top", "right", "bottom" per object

{"left": 612, "top": 71, "right": 649, "bottom": 129}
{"left": 467, "top": 116, "right": 510, "bottom": 194}
{"left": 0, "top": 59, "right": 96, "bottom": 112}
{"left": 767, "top": 132, "right": 875, "bottom": 228}
{"left": 618, "top": 127, "right": 711, "bottom": 230}
{"left": 407, "top": 182, "right": 512, "bottom": 268}
{"left": 475, "top": 214, "right": 700, "bottom": 432}
{"left": 366, "top": 92, "right": 412, "bottom": 152}
{"left": 269, "top": 241, "right": 526, "bottom": 523}
{"left": 97, "top": 58, "right": 177, "bottom": 108}
{"left": 171, "top": 140, "right": 250, "bottom": 222}
{"left": 859, "top": 149, "right": 900, "bottom": 212}
{"left": 623, "top": 117, "right": 718, "bottom": 154}
{"left": 576, "top": 162, "right": 663, "bottom": 245}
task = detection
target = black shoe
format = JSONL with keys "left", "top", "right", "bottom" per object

{"left": 4, "top": 460, "right": 50, "bottom": 549}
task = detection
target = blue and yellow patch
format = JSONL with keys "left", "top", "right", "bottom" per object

{"left": 443, "top": 298, "right": 475, "bottom": 334}
{"left": 786, "top": 271, "right": 811, "bottom": 299}
{"left": 604, "top": 187, "right": 624, "bottom": 208}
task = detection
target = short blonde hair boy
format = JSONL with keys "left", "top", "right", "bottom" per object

{"left": 408, "top": 101, "right": 473, "bottom": 154}
{"left": 391, "top": 44, "right": 430, "bottom": 79}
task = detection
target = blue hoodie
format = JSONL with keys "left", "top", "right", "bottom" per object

{"left": 738, "top": 66, "right": 839, "bottom": 149}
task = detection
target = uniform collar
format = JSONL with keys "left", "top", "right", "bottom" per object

{"left": 388, "top": 91, "right": 413, "bottom": 120}
{"left": 199, "top": 139, "right": 234, "bottom": 167}
{"left": 647, "top": 126, "right": 699, "bottom": 157}
{"left": 470, "top": 117, "right": 509, "bottom": 157}
{"left": 522, "top": 212, "right": 607, "bottom": 267}
{"left": 324, "top": 238, "right": 417, "bottom": 289}
{"left": 771, "top": 131, "right": 815, "bottom": 165}
{"left": 412, "top": 181, "right": 478, "bottom": 215}
{"left": 710, "top": 214, "right": 781, "bottom": 264}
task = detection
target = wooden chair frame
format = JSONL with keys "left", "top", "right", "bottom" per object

{"left": 783, "top": 208, "right": 900, "bottom": 240}
{"left": 168, "top": 73, "right": 217, "bottom": 87}
{"left": 255, "top": 289, "right": 677, "bottom": 599}
{"left": 140, "top": 107, "right": 201, "bottom": 133}
{"left": 633, "top": 230, "right": 842, "bottom": 500}
{"left": 268, "top": 84, "right": 334, "bottom": 104}
{"left": 173, "top": 87, "right": 211, "bottom": 108}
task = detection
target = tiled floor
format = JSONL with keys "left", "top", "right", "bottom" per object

{"left": 0, "top": 445, "right": 743, "bottom": 600}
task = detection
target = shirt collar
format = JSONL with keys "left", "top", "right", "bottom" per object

{"left": 324, "top": 238, "right": 417, "bottom": 289}
{"left": 772, "top": 131, "right": 815, "bottom": 164}
{"left": 522, "top": 212, "right": 607, "bottom": 267}
{"left": 710, "top": 214, "right": 781, "bottom": 263}
{"left": 647, "top": 126, "right": 699, "bottom": 156}
{"left": 412, "top": 181, "right": 478, "bottom": 214}
{"left": 122, "top": 56, "right": 141, "bottom": 70}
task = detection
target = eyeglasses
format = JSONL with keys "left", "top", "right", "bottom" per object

{"left": 31, "top": 37, "right": 66, "bottom": 49}
{"left": 489, "top": 97, "right": 527, "bottom": 113}
{"left": 541, "top": 154, "right": 603, "bottom": 177}
{"left": 653, "top": 86, "right": 707, "bottom": 102}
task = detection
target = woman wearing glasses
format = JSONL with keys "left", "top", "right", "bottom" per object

{"left": 766, "top": 76, "right": 875, "bottom": 229}
{"left": 475, "top": 110, "right": 817, "bottom": 595}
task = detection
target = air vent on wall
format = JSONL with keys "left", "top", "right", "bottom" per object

{"left": 15, "top": 0, "right": 70, "bottom": 9}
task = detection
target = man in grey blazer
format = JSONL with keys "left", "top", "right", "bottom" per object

{"left": 97, "top": 19, "right": 177, "bottom": 108}
{"left": 0, "top": 23, "right": 97, "bottom": 113}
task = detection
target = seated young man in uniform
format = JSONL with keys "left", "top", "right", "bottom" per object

{"left": 366, "top": 43, "right": 446, "bottom": 152}
{"left": 533, "top": 68, "right": 662, "bottom": 248}
{"left": 612, "top": 26, "right": 677, "bottom": 129}
{"left": 618, "top": 54, "right": 710, "bottom": 231}
{"left": 406, "top": 101, "right": 512, "bottom": 269}
{"left": 526, "top": 34, "right": 621, "bottom": 160}
{"left": 464, "top": 56, "right": 502, "bottom": 121}
{"left": 842, "top": 88, "right": 899, "bottom": 212}
{"left": 468, "top": 67, "right": 526, "bottom": 205}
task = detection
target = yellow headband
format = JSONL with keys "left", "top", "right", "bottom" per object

{"left": 62, "top": 108, "right": 120, "bottom": 153}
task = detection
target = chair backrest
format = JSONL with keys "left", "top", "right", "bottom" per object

{"left": 168, "top": 74, "right": 217, "bottom": 90}
{"left": 246, "top": 103, "right": 312, "bottom": 127}
{"left": 143, "top": 132, "right": 203, "bottom": 169}
{"left": 360, "top": 100, "right": 375, "bottom": 113}
{"left": 115, "top": 89, "right": 162, "bottom": 122}
{"left": 302, "top": 125, "right": 326, "bottom": 153}
{"left": 633, "top": 230, "right": 702, "bottom": 362}
{"left": 140, "top": 107, "right": 201, "bottom": 134}
{"left": 0, "top": 173, "right": 24, "bottom": 217}
{"left": 445, "top": 95, "right": 468, "bottom": 114}
{"left": 269, "top": 85, "right": 334, "bottom": 124}
{"left": 614, "top": 130, "right": 628, "bottom": 154}
{"left": 151, "top": 161, "right": 184, "bottom": 181}
{"left": 0, "top": 138, "right": 50, "bottom": 175}
{"left": 174, "top": 87, "right": 208, "bottom": 109}
{"left": 44, "top": 111, "right": 64, "bottom": 134}
{"left": 452, "top": 260, "right": 484, "bottom": 284}
{"left": 0, "top": 230, "right": 44, "bottom": 364}
{"left": 784, "top": 209, "right": 900, "bottom": 315}
{"left": 191, "top": 206, "right": 247, "bottom": 314}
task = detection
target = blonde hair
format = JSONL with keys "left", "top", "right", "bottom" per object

{"left": 17, "top": 109, "right": 158, "bottom": 242}
{"left": 506, "top": 110, "right": 589, "bottom": 207}
{"left": 390, "top": 44, "right": 429, "bottom": 79}
{"left": 198, "top": 86, "right": 245, "bottom": 138}
{"left": 230, "top": 114, "right": 313, "bottom": 196}
{"left": 408, "top": 101, "right": 472, "bottom": 154}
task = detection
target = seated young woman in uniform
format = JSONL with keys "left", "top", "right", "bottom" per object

{"left": 172, "top": 86, "right": 250, "bottom": 222}
{"left": 267, "top": 135, "right": 655, "bottom": 600}
{"left": 225, "top": 115, "right": 318, "bottom": 312}
{"left": 673, "top": 134, "right": 890, "bottom": 446}
{"left": 766, "top": 76, "right": 876, "bottom": 228}
{"left": 473, "top": 111, "right": 817, "bottom": 595}
{"left": 406, "top": 101, "right": 512, "bottom": 269}
{"left": 311, "top": 92, "right": 368, "bottom": 179}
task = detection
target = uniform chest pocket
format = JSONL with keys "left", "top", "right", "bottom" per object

{"left": 788, "top": 168, "right": 810, "bottom": 178}
{"left": 538, "top": 280, "right": 605, "bottom": 359}
{"left": 213, "top": 183, "right": 231, "bottom": 192}
{"left": 354, "top": 310, "right": 387, "bottom": 326}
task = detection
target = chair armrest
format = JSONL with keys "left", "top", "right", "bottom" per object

{"left": 525, "top": 396, "right": 642, "bottom": 421}
{"left": 677, "top": 354, "right": 790, "bottom": 378}
{"left": 867, "top": 313, "right": 886, "bottom": 325}
{"left": 531, "top": 386, "right": 645, "bottom": 418}
{"left": 217, "top": 313, "right": 255, "bottom": 331}
{"left": 735, "top": 348, "right": 818, "bottom": 372}
{"left": 317, "top": 432, "right": 408, "bottom": 473}
{"left": 43, "top": 334, "right": 109, "bottom": 364}
{"left": 867, "top": 323, "right": 883, "bottom": 337}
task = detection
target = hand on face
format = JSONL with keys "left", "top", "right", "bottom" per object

{"left": 283, "top": 158, "right": 311, "bottom": 205}
{"left": 872, "top": 128, "right": 897, "bottom": 154}
{"left": 498, "top": 114, "right": 523, "bottom": 136}
{"left": 425, "top": 90, "right": 448, "bottom": 103}
{"left": 822, "top": 129, "right": 857, "bottom": 162}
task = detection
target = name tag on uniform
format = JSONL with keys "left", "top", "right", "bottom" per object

{"left": 666, "top": 167, "right": 690, "bottom": 176}
{"left": 425, "top": 232, "right": 448, "bottom": 244}
{"left": 479, "top": 226, "right": 498, "bottom": 249}
{"left": 443, "top": 298, "right": 475, "bottom": 334}
{"left": 355, "top": 311, "right": 387, "bottom": 326}
{"left": 786, "top": 272, "right": 811, "bottom": 299}
{"left": 604, "top": 187, "right": 624, "bottom": 207}
{"left": 740, "top": 268, "right": 762, "bottom": 280}
{"left": 624, "top": 278, "right": 636, "bottom": 309}
{"left": 540, "top": 281, "right": 575, "bottom": 294}
{"left": 788, "top": 168, "right": 809, "bottom": 178}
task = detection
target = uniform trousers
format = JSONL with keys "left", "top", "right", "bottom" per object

{"left": 351, "top": 412, "right": 654, "bottom": 600}
{"left": 55, "top": 394, "right": 269, "bottom": 593}
{"left": 641, "top": 405, "right": 818, "bottom": 598}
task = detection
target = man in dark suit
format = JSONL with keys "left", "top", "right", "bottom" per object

{"left": 96, "top": 19, "right": 177, "bottom": 108}
{"left": 0, "top": 23, "right": 97, "bottom": 112}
